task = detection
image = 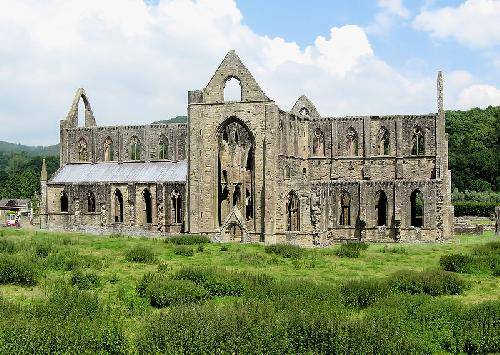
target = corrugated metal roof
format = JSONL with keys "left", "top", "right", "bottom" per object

{"left": 49, "top": 161, "right": 187, "bottom": 184}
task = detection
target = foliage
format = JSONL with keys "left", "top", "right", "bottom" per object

{"left": 452, "top": 189, "right": 500, "bottom": 203}
{"left": 380, "top": 245, "right": 407, "bottom": 254}
{"left": 388, "top": 270, "right": 465, "bottom": 296}
{"left": 440, "top": 241, "right": 499, "bottom": 276}
{"left": 336, "top": 242, "right": 368, "bottom": 258}
{"left": 446, "top": 106, "right": 499, "bottom": 192}
{"left": 70, "top": 269, "right": 101, "bottom": 290}
{"left": 166, "top": 234, "right": 211, "bottom": 245}
{"left": 0, "top": 254, "right": 38, "bottom": 285}
{"left": 340, "top": 279, "right": 388, "bottom": 308}
{"left": 453, "top": 201, "right": 497, "bottom": 217}
{"left": 264, "top": 243, "right": 304, "bottom": 259}
{"left": 173, "top": 267, "right": 247, "bottom": 297}
{"left": 172, "top": 245, "right": 194, "bottom": 256}
{"left": 125, "top": 245, "right": 156, "bottom": 263}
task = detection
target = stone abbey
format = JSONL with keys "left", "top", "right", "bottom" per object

{"left": 40, "top": 51, "right": 454, "bottom": 245}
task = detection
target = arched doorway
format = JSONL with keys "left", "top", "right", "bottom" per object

{"left": 410, "top": 189, "right": 424, "bottom": 227}
{"left": 114, "top": 189, "right": 124, "bottom": 223}
{"left": 143, "top": 189, "right": 152, "bottom": 224}
{"left": 375, "top": 190, "right": 388, "bottom": 226}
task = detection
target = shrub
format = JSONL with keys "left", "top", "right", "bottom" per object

{"left": 340, "top": 279, "right": 389, "bottom": 308}
{"left": 381, "top": 245, "right": 407, "bottom": 254}
{"left": 389, "top": 270, "right": 465, "bottom": 296}
{"left": 33, "top": 241, "right": 53, "bottom": 258}
{"left": 336, "top": 243, "right": 368, "bottom": 258}
{"left": 70, "top": 270, "right": 101, "bottom": 290}
{"left": 0, "top": 254, "right": 38, "bottom": 285}
{"left": 453, "top": 201, "right": 496, "bottom": 217}
{"left": 220, "top": 244, "right": 229, "bottom": 252}
{"left": 147, "top": 279, "right": 210, "bottom": 308}
{"left": 265, "top": 244, "right": 303, "bottom": 259}
{"left": 197, "top": 244, "right": 205, "bottom": 252}
{"left": 166, "top": 235, "right": 211, "bottom": 245}
{"left": 440, "top": 253, "right": 475, "bottom": 273}
{"left": 173, "top": 245, "right": 194, "bottom": 256}
{"left": 46, "top": 249, "right": 103, "bottom": 271}
{"left": 0, "top": 239, "right": 17, "bottom": 254}
{"left": 125, "top": 245, "right": 156, "bottom": 263}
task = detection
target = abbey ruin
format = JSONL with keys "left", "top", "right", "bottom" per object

{"left": 39, "top": 51, "right": 454, "bottom": 245}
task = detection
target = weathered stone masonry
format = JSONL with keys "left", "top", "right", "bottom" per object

{"left": 40, "top": 51, "right": 454, "bottom": 245}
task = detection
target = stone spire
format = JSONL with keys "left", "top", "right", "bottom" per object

{"left": 437, "top": 71, "right": 444, "bottom": 115}
{"left": 40, "top": 158, "right": 47, "bottom": 181}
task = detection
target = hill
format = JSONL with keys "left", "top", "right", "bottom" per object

{"left": 0, "top": 141, "right": 59, "bottom": 156}
{"left": 151, "top": 115, "right": 187, "bottom": 124}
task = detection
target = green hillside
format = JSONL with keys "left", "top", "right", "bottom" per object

{"left": 0, "top": 141, "right": 59, "bottom": 156}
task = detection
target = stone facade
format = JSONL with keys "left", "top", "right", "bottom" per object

{"left": 40, "top": 51, "right": 454, "bottom": 245}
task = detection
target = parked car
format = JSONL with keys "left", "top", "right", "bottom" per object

{"left": 5, "top": 213, "right": 20, "bottom": 227}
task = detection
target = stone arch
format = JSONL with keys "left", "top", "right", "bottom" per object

{"left": 171, "top": 189, "right": 182, "bottom": 224}
{"left": 411, "top": 127, "right": 425, "bottom": 156}
{"left": 158, "top": 134, "right": 168, "bottom": 160}
{"left": 375, "top": 190, "right": 388, "bottom": 226}
{"left": 104, "top": 137, "right": 114, "bottom": 161}
{"left": 410, "top": 189, "right": 424, "bottom": 227}
{"left": 114, "top": 189, "right": 124, "bottom": 223}
{"left": 64, "top": 88, "right": 96, "bottom": 127}
{"left": 130, "top": 136, "right": 141, "bottom": 160}
{"left": 378, "top": 127, "right": 390, "bottom": 155}
{"left": 223, "top": 76, "right": 242, "bottom": 102}
{"left": 217, "top": 117, "right": 254, "bottom": 227}
{"left": 286, "top": 190, "right": 300, "bottom": 231}
{"left": 78, "top": 138, "right": 88, "bottom": 162}
{"left": 87, "top": 192, "right": 96, "bottom": 213}
{"left": 143, "top": 188, "right": 153, "bottom": 224}
{"left": 60, "top": 190, "right": 69, "bottom": 213}
{"left": 284, "top": 165, "right": 291, "bottom": 180}
{"left": 339, "top": 190, "right": 351, "bottom": 226}
{"left": 312, "top": 128, "right": 325, "bottom": 156}
{"left": 346, "top": 127, "right": 359, "bottom": 156}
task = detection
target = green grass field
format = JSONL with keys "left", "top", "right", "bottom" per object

{"left": 0, "top": 228, "right": 498, "bottom": 354}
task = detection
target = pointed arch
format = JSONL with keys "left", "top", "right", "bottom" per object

{"left": 286, "top": 191, "right": 300, "bottom": 231}
{"left": 411, "top": 128, "right": 425, "bottom": 156}
{"left": 78, "top": 138, "right": 88, "bottom": 162}
{"left": 60, "top": 190, "right": 69, "bottom": 213}
{"left": 130, "top": 136, "right": 141, "bottom": 160}
{"left": 346, "top": 127, "right": 359, "bottom": 156}
{"left": 312, "top": 128, "right": 325, "bottom": 156}
{"left": 87, "top": 192, "right": 96, "bottom": 213}
{"left": 64, "top": 88, "right": 96, "bottom": 127}
{"left": 158, "top": 134, "right": 168, "bottom": 160}
{"left": 339, "top": 190, "right": 351, "bottom": 226}
{"left": 223, "top": 76, "right": 242, "bottom": 102}
{"left": 378, "top": 127, "right": 390, "bottom": 155}
{"left": 171, "top": 189, "right": 182, "bottom": 224}
{"left": 410, "top": 189, "right": 424, "bottom": 227}
{"left": 104, "top": 137, "right": 114, "bottom": 161}
{"left": 284, "top": 165, "right": 291, "bottom": 180}
{"left": 143, "top": 188, "right": 152, "bottom": 224}
{"left": 114, "top": 189, "right": 124, "bottom": 223}
{"left": 375, "top": 190, "right": 388, "bottom": 226}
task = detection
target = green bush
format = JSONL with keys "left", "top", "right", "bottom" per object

{"left": 166, "top": 235, "right": 211, "bottom": 245}
{"left": 265, "top": 244, "right": 303, "bottom": 259}
{"left": 440, "top": 253, "right": 476, "bottom": 273}
{"left": 453, "top": 201, "right": 496, "bottom": 217}
{"left": 33, "top": 241, "right": 53, "bottom": 258}
{"left": 174, "top": 267, "right": 246, "bottom": 297}
{"left": 381, "top": 245, "right": 407, "bottom": 254}
{"left": 336, "top": 243, "right": 368, "bottom": 258}
{"left": 70, "top": 269, "right": 101, "bottom": 290}
{"left": 389, "top": 270, "right": 465, "bottom": 296}
{"left": 440, "top": 242, "right": 500, "bottom": 276}
{"left": 45, "top": 249, "right": 103, "bottom": 270}
{"left": 0, "top": 239, "right": 17, "bottom": 254}
{"left": 340, "top": 279, "right": 389, "bottom": 308}
{"left": 220, "top": 244, "right": 229, "bottom": 252}
{"left": 173, "top": 245, "right": 194, "bottom": 256}
{"left": 125, "top": 245, "right": 156, "bottom": 263}
{"left": 0, "top": 254, "right": 38, "bottom": 285}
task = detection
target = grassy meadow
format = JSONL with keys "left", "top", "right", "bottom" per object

{"left": 0, "top": 228, "right": 498, "bottom": 354}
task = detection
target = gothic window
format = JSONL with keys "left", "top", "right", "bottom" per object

{"left": 143, "top": 189, "right": 152, "bottom": 224}
{"left": 410, "top": 189, "right": 424, "bottom": 227}
{"left": 346, "top": 127, "right": 359, "bottom": 156}
{"left": 60, "top": 191, "right": 69, "bottom": 213}
{"left": 78, "top": 138, "right": 88, "bottom": 161}
{"left": 286, "top": 191, "right": 300, "bottom": 231}
{"left": 312, "top": 128, "right": 325, "bottom": 156}
{"left": 339, "top": 191, "right": 351, "bottom": 226}
{"left": 87, "top": 192, "right": 96, "bottom": 213}
{"left": 224, "top": 77, "right": 242, "bottom": 102}
{"left": 299, "top": 107, "right": 309, "bottom": 117}
{"left": 130, "top": 136, "right": 141, "bottom": 160}
{"left": 104, "top": 137, "right": 114, "bottom": 161}
{"left": 114, "top": 189, "right": 124, "bottom": 223}
{"left": 245, "top": 188, "right": 253, "bottom": 220}
{"left": 171, "top": 190, "right": 182, "bottom": 224}
{"left": 375, "top": 190, "right": 388, "bottom": 226}
{"left": 284, "top": 166, "right": 291, "bottom": 180}
{"left": 411, "top": 128, "right": 425, "bottom": 156}
{"left": 378, "top": 127, "right": 390, "bottom": 155}
{"left": 159, "top": 134, "right": 168, "bottom": 160}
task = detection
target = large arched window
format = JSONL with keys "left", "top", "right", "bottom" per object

{"left": 378, "top": 127, "right": 390, "bottom": 155}
{"left": 346, "top": 127, "right": 359, "bottom": 156}
{"left": 78, "top": 138, "right": 88, "bottom": 161}
{"left": 104, "top": 137, "right": 114, "bottom": 161}
{"left": 60, "top": 191, "right": 69, "bottom": 213}
{"left": 284, "top": 165, "right": 291, "bottom": 180}
{"left": 411, "top": 128, "right": 425, "bottom": 156}
{"left": 410, "top": 189, "right": 424, "bottom": 227}
{"left": 87, "top": 192, "right": 96, "bottom": 213}
{"left": 158, "top": 134, "right": 168, "bottom": 160}
{"left": 339, "top": 191, "right": 351, "bottom": 226}
{"left": 312, "top": 128, "right": 325, "bottom": 156}
{"left": 286, "top": 191, "right": 300, "bottom": 231}
{"left": 114, "top": 189, "right": 124, "bottom": 223}
{"left": 223, "top": 77, "right": 242, "bottom": 102}
{"left": 171, "top": 190, "right": 182, "bottom": 224}
{"left": 375, "top": 190, "right": 388, "bottom": 226}
{"left": 130, "top": 136, "right": 141, "bottom": 160}
{"left": 142, "top": 189, "right": 152, "bottom": 224}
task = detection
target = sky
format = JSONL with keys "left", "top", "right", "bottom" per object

{"left": 0, "top": 0, "right": 499, "bottom": 145}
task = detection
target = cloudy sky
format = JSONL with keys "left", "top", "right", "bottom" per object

{"left": 0, "top": 0, "right": 499, "bottom": 145}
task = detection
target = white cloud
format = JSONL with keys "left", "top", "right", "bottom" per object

{"left": 413, "top": 0, "right": 500, "bottom": 48}
{"left": 0, "top": 0, "right": 497, "bottom": 145}
{"left": 366, "top": 0, "right": 410, "bottom": 35}
{"left": 458, "top": 84, "right": 500, "bottom": 108}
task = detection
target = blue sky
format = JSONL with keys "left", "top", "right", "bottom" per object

{"left": 0, "top": 0, "right": 499, "bottom": 145}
